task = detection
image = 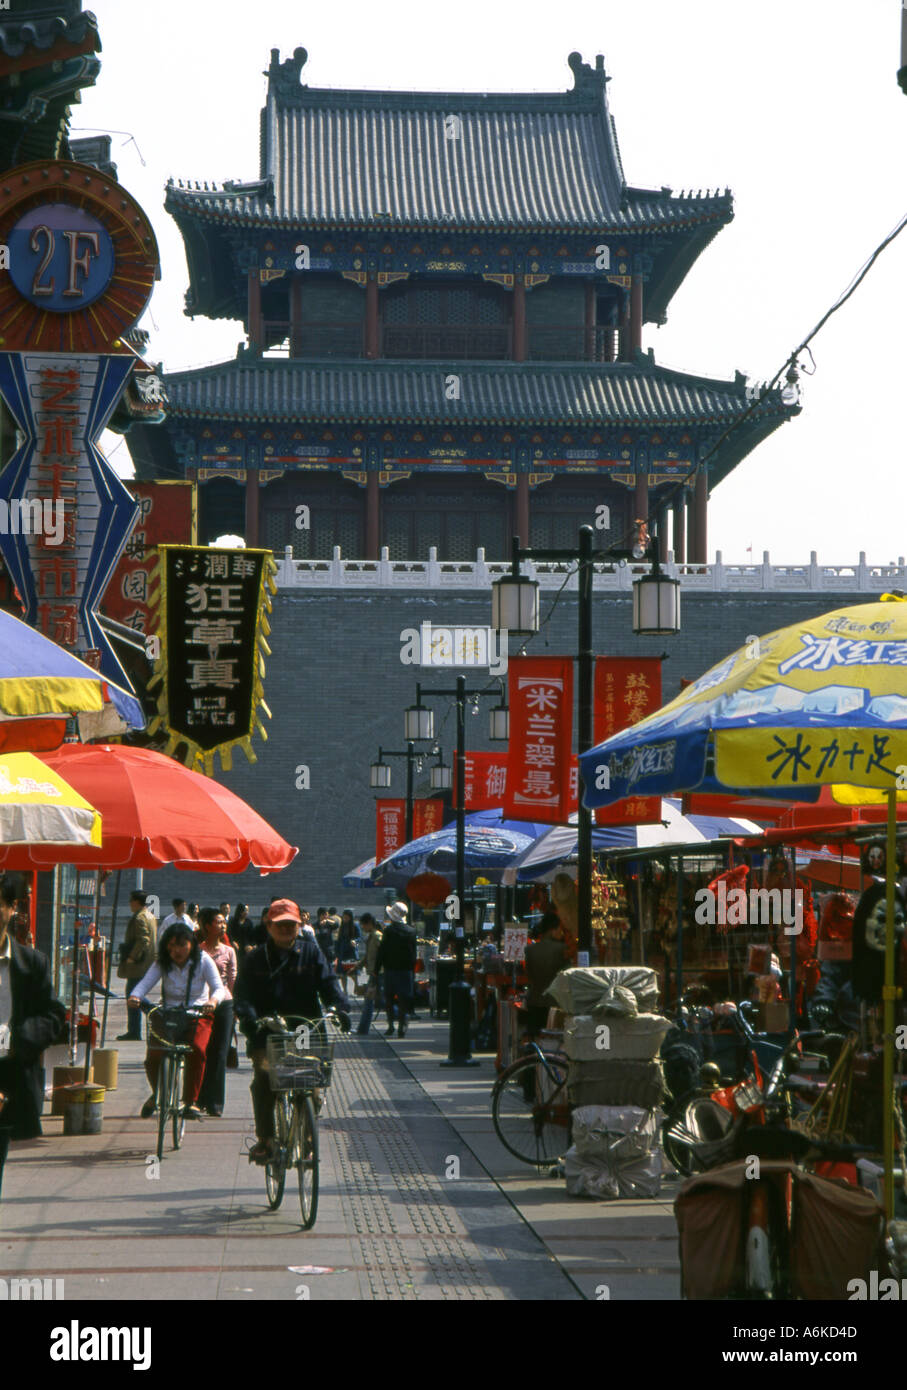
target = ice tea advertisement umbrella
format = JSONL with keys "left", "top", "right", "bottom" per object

{"left": 0, "top": 752, "right": 101, "bottom": 848}
{"left": 579, "top": 596, "right": 907, "bottom": 1218}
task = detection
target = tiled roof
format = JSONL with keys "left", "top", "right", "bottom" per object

{"left": 161, "top": 356, "right": 793, "bottom": 428}
{"left": 0, "top": 2, "right": 99, "bottom": 59}
{"left": 165, "top": 50, "right": 732, "bottom": 234}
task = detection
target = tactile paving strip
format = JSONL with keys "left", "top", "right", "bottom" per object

{"left": 322, "top": 1043, "right": 547, "bottom": 1300}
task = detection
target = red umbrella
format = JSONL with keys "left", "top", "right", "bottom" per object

{"left": 0, "top": 743, "right": 297, "bottom": 875}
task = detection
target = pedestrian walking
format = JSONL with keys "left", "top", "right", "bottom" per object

{"left": 116, "top": 891, "right": 158, "bottom": 1041}
{"left": 335, "top": 910, "right": 360, "bottom": 997}
{"left": 160, "top": 899, "right": 194, "bottom": 931}
{"left": 524, "top": 910, "right": 567, "bottom": 1038}
{"left": 355, "top": 913, "right": 383, "bottom": 1035}
{"left": 0, "top": 877, "right": 66, "bottom": 1202}
{"left": 314, "top": 907, "right": 334, "bottom": 960}
{"left": 196, "top": 908, "right": 237, "bottom": 1117}
{"left": 376, "top": 901, "right": 417, "bottom": 1038}
{"left": 127, "top": 923, "right": 226, "bottom": 1120}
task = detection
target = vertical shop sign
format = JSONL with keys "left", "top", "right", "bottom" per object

{"left": 504, "top": 657, "right": 573, "bottom": 823}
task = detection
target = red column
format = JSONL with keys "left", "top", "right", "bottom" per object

{"left": 244, "top": 469, "right": 260, "bottom": 548}
{"left": 694, "top": 468, "right": 708, "bottom": 564}
{"left": 365, "top": 277, "right": 379, "bottom": 358}
{"left": 584, "top": 282, "right": 596, "bottom": 360}
{"left": 512, "top": 275, "right": 527, "bottom": 361}
{"left": 673, "top": 491, "right": 686, "bottom": 563}
{"left": 366, "top": 471, "right": 379, "bottom": 559}
{"left": 290, "top": 277, "right": 304, "bottom": 357}
{"left": 247, "top": 271, "right": 263, "bottom": 353}
{"left": 629, "top": 276, "right": 643, "bottom": 356}
{"left": 686, "top": 489, "right": 697, "bottom": 565}
{"left": 515, "top": 475, "right": 530, "bottom": 546}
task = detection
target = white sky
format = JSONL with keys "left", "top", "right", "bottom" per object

{"left": 79, "top": 0, "right": 906, "bottom": 565}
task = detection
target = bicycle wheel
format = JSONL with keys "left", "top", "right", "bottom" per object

{"left": 265, "top": 1094, "right": 290, "bottom": 1210}
{"left": 492, "top": 1053, "right": 570, "bottom": 1166}
{"left": 296, "top": 1095, "right": 319, "bottom": 1229}
{"left": 172, "top": 1055, "right": 186, "bottom": 1151}
{"left": 156, "top": 1054, "right": 170, "bottom": 1162}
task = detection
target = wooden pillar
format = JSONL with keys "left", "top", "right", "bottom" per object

{"left": 618, "top": 291, "right": 632, "bottom": 361}
{"left": 629, "top": 276, "right": 643, "bottom": 356}
{"left": 657, "top": 505, "right": 668, "bottom": 563}
{"left": 673, "top": 491, "right": 686, "bottom": 563}
{"left": 365, "top": 276, "right": 379, "bottom": 358}
{"left": 515, "top": 475, "right": 530, "bottom": 547}
{"left": 512, "top": 275, "right": 527, "bottom": 361}
{"left": 634, "top": 467, "right": 648, "bottom": 532}
{"left": 584, "top": 282, "right": 596, "bottom": 360}
{"left": 290, "top": 277, "right": 304, "bottom": 358}
{"left": 366, "top": 471, "right": 379, "bottom": 559}
{"left": 686, "top": 488, "right": 697, "bottom": 565}
{"left": 244, "top": 469, "right": 260, "bottom": 548}
{"left": 694, "top": 468, "right": 708, "bottom": 564}
{"left": 247, "top": 270, "right": 263, "bottom": 353}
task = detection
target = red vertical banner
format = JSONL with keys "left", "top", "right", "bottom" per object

{"left": 376, "top": 800, "right": 406, "bottom": 862}
{"left": 591, "top": 658, "right": 663, "bottom": 825}
{"left": 504, "top": 657, "right": 574, "bottom": 823}
{"left": 102, "top": 480, "right": 196, "bottom": 634}
{"left": 453, "top": 751, "right": 510, "bottom": 810}
{"left": 412, "top": 799, "right": 444, "bottom": 838}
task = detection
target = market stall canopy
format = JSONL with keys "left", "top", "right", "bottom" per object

{"left": 342, "top": 857, "right": 377, "bottom": 888}
{"left": 0, "top": 752, "right": 101, "bottom": 848}
{"left": 0, "top": 744, "right": 296, "bottom": 874}
{"left": 502, "top": 798, "right": 763, "bottom": 884}
{"left": 0, "top": 608, "right": 144, "bottom": 746}
{"left": 372, "top": 808, "right": 552, "bottom": 889}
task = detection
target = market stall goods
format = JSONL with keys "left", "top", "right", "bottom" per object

{"left": 564, "top": 1105, "right": 661, "bottom": 1199}
{"left": 563, "top": 1012, "right": 671, "bottom": 1062}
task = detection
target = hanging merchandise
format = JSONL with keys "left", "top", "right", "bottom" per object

{"left": 852, "top": 881, "right": 906, "bottom": 1005}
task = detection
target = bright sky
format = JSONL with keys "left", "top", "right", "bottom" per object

{"left": 80, "top": 0, "right": 906, "bottom": 565}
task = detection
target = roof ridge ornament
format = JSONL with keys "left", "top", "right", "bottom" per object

{"left": 267, "top": 46, "right": 309, "bottom": 101}
{"left": 567, "top": 51, "right": 610, "bottom": 92}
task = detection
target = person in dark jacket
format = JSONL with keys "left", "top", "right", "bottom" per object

{"left": 233, "top": 898, "right": 350, "bottom": 1162}
{"left": 375, "top": 901, "right": 417, "bottom": 1038}
{"left": 0, "top": 880, "right": 66, "bottom": 1200}
{"left": 524, "top": 911, "right": 567, "bottom": 1038}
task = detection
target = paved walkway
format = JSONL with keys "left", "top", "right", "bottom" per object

{"left": 0, "top": 1000, "right": 680, "bottom": 1301}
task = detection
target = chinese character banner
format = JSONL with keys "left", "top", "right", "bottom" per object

{"left": 0, "top": 351, "right": 139, "bottom": 691}
{"left": 452, "top": 751, "right": 509, "bottom": 810}
{"left": 148, "top": 546, "right": 277, "bottom": 773}
{"left": 412, "top": 799, "right": 444, "bottom": 838}
{"left": 102, "top": 481, "right": 196, "bottom": 635}
{"left": 376, "top": 800, "right": 406, "bottom": 862}
{"left": 592, "top": 657, "right": 663, "bottom": 825}
{"left": 504, "top": 657, "right": 574, "bottom": 823}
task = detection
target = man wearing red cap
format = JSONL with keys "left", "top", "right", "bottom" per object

{"left": 234, "top": 898, "right": 350, "bottom": 1163}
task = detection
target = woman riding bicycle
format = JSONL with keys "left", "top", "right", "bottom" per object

{"left": 233, "top": 898, "right": 350, "bottom": 1163}
{"left": 127, "top": 922, "right": 227, "bottom": 1120}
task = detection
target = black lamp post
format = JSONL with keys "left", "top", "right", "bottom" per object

{"left": 491, "top": 524, "right": 679, "bottom": 960}
{"left": 410, "top": 677, "right": 502, "bottom": 1066}
{"left": 370, "top": 742, "right": 423, "bottom": 843}
{"left": 899, "top": 1, "right": 907, "bottom": 93}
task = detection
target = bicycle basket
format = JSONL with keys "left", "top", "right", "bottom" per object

{"left": 148, "top": 1007, "right": 193, "bottom": 1047}
{"left": 266, "top": 1031, "right": 334, "bottom": 1092}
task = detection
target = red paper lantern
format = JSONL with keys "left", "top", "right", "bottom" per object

{"left": 405, "top": 872, "right": 452, "bottom": 908}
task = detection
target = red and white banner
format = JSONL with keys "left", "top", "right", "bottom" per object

{"left": 504, "top": 657, "right": 574, "bottom": 823}
{"left": 591, "top": 657, "right": 663, "bottom": 826}
{"left": 412, "top": 798, "right": 444, "bottom": 838}
{"left": 102, "top": 480, "right": 196, "bottom": 635}
{"left": 376, "top": 800, "right": 406, "bottom": 862}
{"left": 452, "top": 751, "right": 509, "bottom": 810}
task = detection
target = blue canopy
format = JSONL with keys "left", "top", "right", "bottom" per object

{"left": 371, "top": 808, "right": 553, "bottom": 889}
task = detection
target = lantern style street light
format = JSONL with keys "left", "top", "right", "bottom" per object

{"left": 404, "top": 698, "right": 434, "bottom": 743}
{"left": 369, "top": 743, "right": 422, "bottom": 842}
{"left": 491, "top": 524, "right": 679, "bottom": 959}
{"left": 488, "top": 677, "right": 509, "bottom": 741}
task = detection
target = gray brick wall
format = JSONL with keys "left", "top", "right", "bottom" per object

{"left": 140, "top": 586, "right": 865, "bottom": 916}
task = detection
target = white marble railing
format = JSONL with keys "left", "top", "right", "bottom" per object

{"left": 274, "top": 546, "right": 907, "bottom": 593}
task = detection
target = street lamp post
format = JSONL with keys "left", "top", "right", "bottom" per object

{"left": 410, "top": 677, "right": 501, "bottom": 1067}
{"left": 370, "top": 742, "right": 422, "bottom": 842}
{"left": 491, "top": 524, "right": 679, "bottom": 960}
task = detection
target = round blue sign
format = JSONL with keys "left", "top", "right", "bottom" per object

{"left": 8, "top": 204, "right": 115, "bottom": 312}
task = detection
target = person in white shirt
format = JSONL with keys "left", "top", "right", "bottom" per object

{"left": 159, "top": 899, "right": 195, "bottom": 932}
{"left": 128, "top": 923, "right": 226, "bottom": 1120}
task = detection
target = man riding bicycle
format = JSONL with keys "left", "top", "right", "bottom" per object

{"left": 233, "top": 898, "right": 351, "bottom": 1163}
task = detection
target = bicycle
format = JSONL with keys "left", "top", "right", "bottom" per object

{"left": 491, "top": 1039, "right": 571, "bottom": 1167}
{"left": 146, "top": 1005, "right": 208, "bottom": 1161}
{"left": 257, "top": 1011, "right": 340, "bottom": 1228}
